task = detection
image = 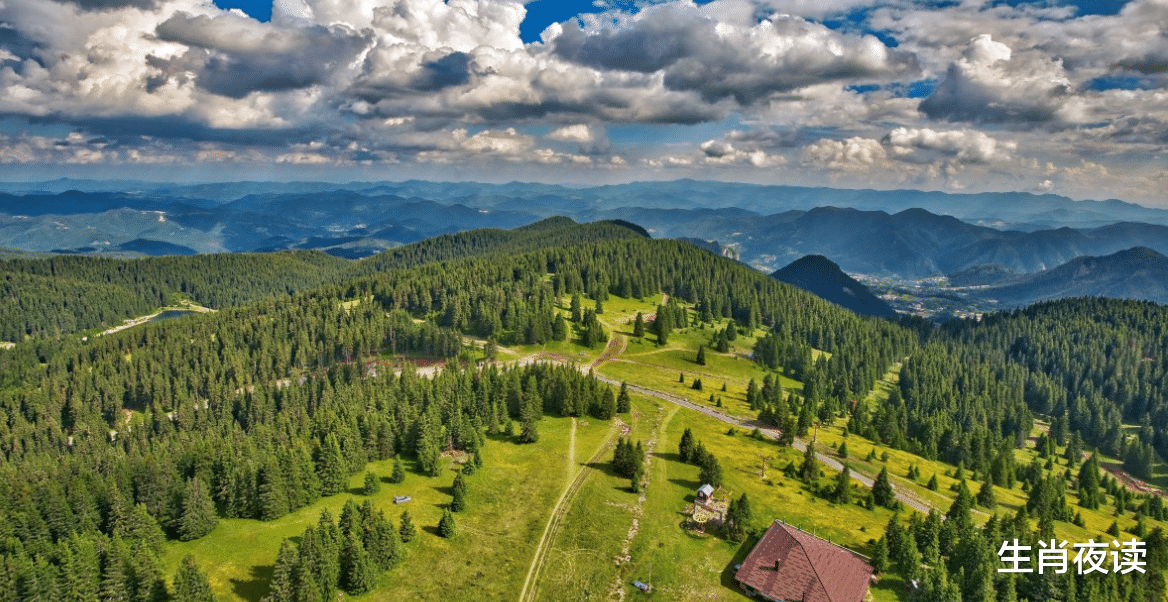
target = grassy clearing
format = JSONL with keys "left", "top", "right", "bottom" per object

{"left": 534, "top": 397, "right": 657, "bottom": 602}
{"left": 164, "top": 416, "right": 595, "bottom": 602}
{"left": 620, "top": 400, "right": 901, "bottom": 601}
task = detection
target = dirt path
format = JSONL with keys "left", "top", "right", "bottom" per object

{"left": 96, "top": 302, "right": 215, "bottom": 337}
{"left": 588, "top": 375, "right": 936, "bottom": 515}
{"left": 519, "top": 416, "right": 621, "bottom": 602}
{"left": 607, "top": 405, "right": 671, "bottom": 602}
{"left": 592, "top": 332, "right": 627, "bottom": 369}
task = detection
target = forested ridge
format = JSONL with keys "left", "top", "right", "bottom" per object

{"left": 0, "top": 251, "right": 353, "bottom": 340}
{"left": 1, "top": 218, "right": 1167, "bottom": 601}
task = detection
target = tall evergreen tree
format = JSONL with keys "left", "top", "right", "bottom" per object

{"left": 872, "top": 466, "right": 894, "bottom": 508}
{"left": 438, "top": 509, "right": 456, "bottom": 539}
{"left": 399, "top": 510, "right": 416, "bottom": 543}
{"left": 833, "top": 465, "right": 852, "bottom": 504}
{"left": 341, "top": 533, "right": 375, "bottom": 595}
{"left": 265, "top": 539, "right": 299, "bottom": 602}
{"left": 172, "top": 555, "right": 217, "bottom": 602}
{"left": 176, "top": 477, "right": 218, "bottom": 541}
{"left": 318, "top": 434, "right": 347, "bottom": 496}
{"left": 363, "top": 472, "right": 380, "bottom": 496}
{"left": 678, "top": 428, "right": 695, "bottom": 464}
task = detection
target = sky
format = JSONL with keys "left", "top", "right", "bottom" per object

{"left": 0, "top": 0, "right": 1166, "bottom": 205}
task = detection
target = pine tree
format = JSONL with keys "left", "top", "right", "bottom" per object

{"left": 176, "top": 477, "right": 218, "bottom": 541}
{"left": 633, "top": 312, "right": 645, "bottom": 338}
{"left": 927, "top": 474, "right": 939, "bottom": 491}
{"left": 872, "top": 466, "right": 894, "bottom": 508}
{"left": 366, "top": 511, "right": 401, "bottom": 570}
{"left": 679, "top": 428, "right": 695, "bottom": 464}
{"left": 438, "top": 509, "right": 456, "bottom": 539}
{"left": 172, "top": 555, "right": 217, "bottom": 602}
{"left": 451, "top": 474, "right": 468, "bottom": 512}
{"left": 363, "top": 472, "right": 380, "bottom": 496}
{"left": 399, "top": 510, "right": 417, "bottom": 543}
{"left": 799, "top": 444, "right": 819, "bottom": 483}
{"left": 341, "top": 532, "right": 375, "bottom": 595}
{"left": 947, "top": 480, "right": 974, "bottom": 532}
{"left": 871, "top": 536, "right": 889, "bottom": 574}
{"left": 1077, "top": 454, "right": 1101, "bottom": 510}
{"left": 616, "top": 382, "right": 631, "bottom": 413}
{"left": 975, "top": 480, "right": 996, "bottom": 509}
{"left": 696, "top": 345, "right": 707, "bottom": 366}
{"left": 265, "top": 539, "right": 299, "bottom": 602}
{"left": 390, "top": 457, "right": 406, "bottom": 484}
{"left": 834, "top": 465, "right": 852, "bottom": 504}
{"left": 318, "top": 434, "right": 347, "bottom": 496}
{"left": 699, "top": 453, "right": 724, "bottom": 488}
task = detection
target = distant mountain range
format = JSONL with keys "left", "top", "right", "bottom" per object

{"left": 4, "top": 179, "right": 1168, "bottom": 311}
{"left": 970, "top": 247, "right": 1168, "bottom": 307}
{"left": 772, "top": 255, "right": 896, "bottom": 317}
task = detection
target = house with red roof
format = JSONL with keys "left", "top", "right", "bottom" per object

{"left": 734, "top": 520, "right": 874, "bottom": 602}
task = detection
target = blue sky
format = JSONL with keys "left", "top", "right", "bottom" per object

{"left": 0, "top": 0, "right": 1165, "bottom": 205}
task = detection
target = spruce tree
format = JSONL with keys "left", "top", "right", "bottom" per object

{"left": 438, "top": 509, "right": 456, "bottom": 539}
{"left": 318, "top": 433, "right": 347, "bottom": 496}
{"left": 872, "top": 466, "right": 894, "bottom": 508}
{"left": 399, "top": 510, "right": 416, "bottom": 543}
{"left": 834, "top": 465, "right": 852, "bottom": 504}
{"left": 363, "top": 472, "right": 380, "bottom": 496}
{"left": 699, "top": 453, "right": 724, "bottom": 488}
{"left": 871, "top": 536, "right": 889, "bottom": 574}
{"left": 173, "top": 555, "right": 217, "bottom": 602}
{"left": 696, "top": 345, "right": 707, "bottom": 366}
{"left": 265, "top": 540, "right": 299, "bottom": 602}
{"left": 451, "top": 474, "right": 468, "bottom": 512}
{"left": 975, "top": 480, "right": 996, "bottom": 509}
{"left": 390, "top": 457, "right": 406, "bottom": 484}
{"left": 341, "top": 532, "right": 375, "bottom": 595}
{"left": 633, "top": 312, "right": 645, "bottom": 338}
{"left": 316, "top": 510, "right": 341, "bottom": 601}
{"left": 616, "top": 382, "right": 631, "bottom": 413}
{"left": 679, "top": 428, "right": 695, "bottom": 464}
{"left": 1077, "top": 454, "right": 1101, "bottom": 510}
{"left": 258, "top": 464, "right": 290, "bottom": 521}
{"left": 367, "top": 511, "right": 401, "bottom": 570}
{"left": 176, "top": 477, "right": 218, "bottom": 541}
{"left": 799, "top": 444, "right": 819, "bottom": 483}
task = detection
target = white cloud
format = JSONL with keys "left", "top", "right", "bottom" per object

{"left": 802, "top": 136, "right": 887, "bottom": 171}
{"left": 920, "top": 34, "right": 1077, "bottom": 124}
{"left": 884, "top": 127, "right": 1015, "bottom": 163}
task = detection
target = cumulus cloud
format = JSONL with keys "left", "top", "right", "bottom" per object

{"left": 920, "top": 34, "right": 1076, "bottom": 124}
{"left": 802, "top": 136, "right": 887, "bottom": 171}
{"left": 152, "top": 12, "right": 371, "bottom": 98}
{"left": 0, "top": 0, "right": 1166, "bottom": 202}
{"left": 552, "top": 3, "right": 915, "bottom": 104}
{"left": 884, "top": 127, "right": 1015, "bottom": 163}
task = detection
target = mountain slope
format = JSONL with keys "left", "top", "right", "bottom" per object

{"left": 976, "top": 247, "right": 1168, "bottom": 306}
{"left": 772, "top": 255, "right": 896, "bottom": 317}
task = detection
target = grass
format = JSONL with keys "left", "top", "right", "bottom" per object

{"left": 619, "top": 399, "right": 901, "bottom": 601}
{"left": 163, "top": 290, "right": 1168, "bottom": 602}
{"left": 533, "top": 397, "right": 657, "bottom": 602}
{"left": 164, "top": 415, "right": 600, "bottom": 602}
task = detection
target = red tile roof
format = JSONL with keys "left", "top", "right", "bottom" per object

{"left": 735, "top": 520, "right": 874, "bottom": 602}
